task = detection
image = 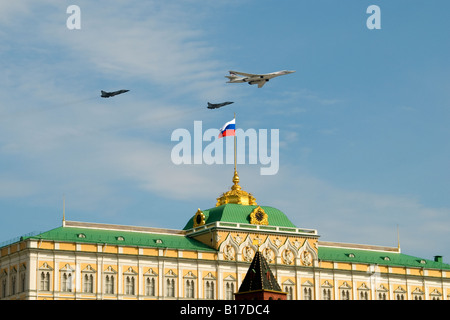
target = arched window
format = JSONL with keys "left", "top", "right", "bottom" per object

{"left": 40, "top": 272, "right": 50, "bottom": 291}
{"left": 185, "top": 279, "right": 195, "bottom": 298}
{"left": 146, "top": 277, "right": 155, "bottom": 296}
{"left": 61, "top": 273, "right": 72, "bottom": 292}
{"left": 83, "top": 274, "right": 94, "bottom": 293}
{"left": 225, "top": 282, "right": 234, "bottom": 300}
{"left": 341, "top": 289, "right": 350, "bottom": 300}
{"left": 20, "top": 272, "right": 26, "bottom": 293}
{"left": 378, "top": 292, "right": 387, "bottom": 300}
{"left": 105, "top": 275, "right": 114, "bottom": 294}
{"left": 166, "top": 278, "right": 175, "bottom": 297}
{"left": 125, "top": 276, "right": 135, "bottom": 295}
{"left": 323, "top": 288, "right": 331, "bottom": 300}
{"left": 11, "top": 275, "right": 16, "bottom": 295}
{"left": 303, "top": 287, "right": 312, "bottom": 300}
{"left": 285, "top": 286, "right": 294, "bottom": 300}
{"left": 205, "top": 281, "right": 215, "bottom": 299}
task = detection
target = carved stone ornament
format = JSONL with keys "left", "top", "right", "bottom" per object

{"left": 193, "top": 208, "right": 205, "bottom": 227}
{"left": 223, "top": 245, "right": 235, "bottom": 261}
{"left": 282, "top": 249, "right": 294, "bottom": 265}
{"left": 249, "top": 206, "right": 268, "bottom": 225}
{"left": 242, "top": 246, "right": 255, "bottom": 262}
{"left": 262, "top": 248, "right": 275, "bottom": 263}
{"left": 301, "top": 250, "right": 312, "bottom": 266}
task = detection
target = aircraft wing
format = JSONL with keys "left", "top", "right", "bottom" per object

{"left": 229, "top": 71, "right": 261, "bottom": 77}
{"left": 257, "top": 81, "right": 267, "bottom": 88}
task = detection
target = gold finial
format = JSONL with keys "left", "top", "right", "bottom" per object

{"left": 215, "top": 170, "right": 257, "bottom": 206}
{"left": 231, "top": 170, "right": 241, "bottom": 190}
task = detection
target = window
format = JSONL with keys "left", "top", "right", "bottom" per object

{"left": 185, "top": 279, "right": 195, "bottom": 298}
{"left": 321, "top": 281, "right": 332, "bottom": 300}
{"left": 205, "top": 281, "right": 215, "bottom": 299}
{"left": 81, "top": 265, "right": 96, "bottom": 294}
{"left": 323, "top": 288, "right": 332, "bottom": 300}
{"left": 430, "top": 289, "right": 442, "bottom": 300}
{"left": 166, "top": 278, "right": 175, "bottom": 297}
{"left": 165, "top": 269, "right": 177, "bottom": 298}
{"left": 358, "top": 283, "right": 370, "bottom": 300}
{"left": 1, "top": 278, "right": 7, "bottom": 298}
{"left": 203, "top": 273, "right": 216, "bottom": 300}
{"left": 11, "top": 275, "right": 16, "bottom": 295}
{"left": 104, "top": 265, "right": 117, "bottom": 295}
{"left": 376, "top": 285, "right": 388, "bottom": 300}
{"left": 105, "top": 275, "right": 114, "bottom": 294}
{"left": 20, "top": 273, "right": 26, "bottom": 293}
{"left": 225, "top": 282, "right": 234, "bottom": 300}
{"left": 303, "top": 287, "right": 312, "bottom": 300}
{"left": 339, "top": 282, "right": 352, "bottom": 300}
{"left": 61, "top": 273, "right": 72, "bottom": 292}
{"left": 341, "top": 289, "right": 350, "bottom": 300}
{"left": 285, "top": 285, "right": 294, "bottom": 300}
{"left": 145, "top": 277, "right": 156, "bottom": 296}
{"left": 394, "top": 286, "right": 406, "bottom": 300}
{"left": 125, "top": 276, "right": 135, "bottom": 295}
{"left": 83, "top": 274, "right": 94, "bottom": 293}
{"left": 40, "top": 272, "right": 50, "bottom": 291}
{"left": 19, "top": 264, "right": 27, "bottom": 293}
{"left": 39, "top": 263, "right": 53, "bottom": 292}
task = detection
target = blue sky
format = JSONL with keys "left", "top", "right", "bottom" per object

{"left": 0, "top": 1, "right": 449, "bottom": 262}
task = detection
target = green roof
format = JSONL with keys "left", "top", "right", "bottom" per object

{"left": 24, "top": 226, "right": 216, "bottom": 252}
{"left": 318, "top": 246, "right": 450, "bottom": 270}
{"left": 183, "top": 204, "right": 297, "bottom": 230}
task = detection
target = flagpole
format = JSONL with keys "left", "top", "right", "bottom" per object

{"left": 234, "top": 112, "right": 237, "bottom": 173}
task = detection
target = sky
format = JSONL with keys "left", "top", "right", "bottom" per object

{"left": 0, "top": 1, "right": 449, "bottom": 262}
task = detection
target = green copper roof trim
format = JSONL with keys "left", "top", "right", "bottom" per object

{"left": 183, "top": 204, "right": 297, "bottom": 230}
{"left": 318, "top": 246, "right": 450, "bottom": 270}
{"left": 23, "top": 226, "right": 216, "bottom": 252}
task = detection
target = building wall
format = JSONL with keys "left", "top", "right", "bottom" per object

{"left": 1, "top": 237, "right": 449, "bottom": 300}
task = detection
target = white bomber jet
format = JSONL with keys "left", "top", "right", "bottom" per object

{"left": 225, "top": 70, "right": 295, "bottom": 88}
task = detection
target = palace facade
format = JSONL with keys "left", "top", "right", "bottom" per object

{"left": 1, "top": 170, "right": 449, "bottom": 300}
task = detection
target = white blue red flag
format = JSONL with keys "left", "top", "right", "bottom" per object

{"left": 218, "top": 118, "right": 236, "bottom": 138}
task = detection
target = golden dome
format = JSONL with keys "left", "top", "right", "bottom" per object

{"left": 216, "top": 170, "right": 257, "bottom": 206}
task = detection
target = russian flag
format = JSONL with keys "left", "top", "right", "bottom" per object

{"left": 218, "top": 118, "right": 235, "bottom": 138}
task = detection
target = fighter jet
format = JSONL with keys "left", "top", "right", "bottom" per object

{"left": 207, "top": 101, "right": 234, "bottom": 109}
{"left": 101, "top": 89, "right": 130, "bottom": 98}
{"left": 225, "top": 70, "right": 295, "bottom": 88}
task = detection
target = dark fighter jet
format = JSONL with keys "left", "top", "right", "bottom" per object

{"left": 101, "top": 90, "right": 130, "bottom": 98}
{"left": 207, "top": 101, "right": 234, "bottom": 109}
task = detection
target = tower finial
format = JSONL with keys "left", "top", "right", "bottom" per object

{"left": 215, "top": 170, "right": 257, "bottom": 206}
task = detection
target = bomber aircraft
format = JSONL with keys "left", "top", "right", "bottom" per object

{"left": 225, "top": 70, "right": 295, "bottom": 88}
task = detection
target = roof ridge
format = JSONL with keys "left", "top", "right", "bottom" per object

{"left": 318, "top": 240, "right": 400, "bottom": 253}
{"left": 63, "top": 220, "right": 186, "bottom": 236}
